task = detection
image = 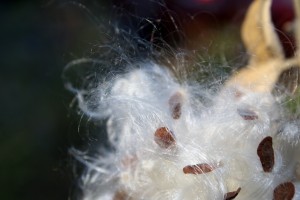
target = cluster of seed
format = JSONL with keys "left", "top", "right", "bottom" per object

{"left": 113, "top": 90, "right": 296, "bottom": 200}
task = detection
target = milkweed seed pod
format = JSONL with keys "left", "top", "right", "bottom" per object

{"left": 69, "top": 0, "right": 300, "bottom": 199}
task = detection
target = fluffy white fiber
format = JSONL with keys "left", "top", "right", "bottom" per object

{"left": 66, "top": 0, "right": 300, "bottom": 199}
{"left": 71, "top": 62, "right": 300, "bottom": 200}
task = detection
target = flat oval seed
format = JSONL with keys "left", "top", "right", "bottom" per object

{"left": 234, "top": 89, "right": 244, "bottom": 99}
{"left": 113, "top": 190, "right": 129, "bottom": 200}
{"left": 237, "top": 108, "right": 258, "bottom": 120}
{"left": 169, "top": 92, "right": 183, "bottom": 119}
{"left": 257, "top": 136, "right": 274, "bottom": 172}
{"left": 154, "top": 127, "right": 176, "bottom": 148}
{"left": 274, "top": 182, "right": 295, "bottom": 200}
{"left": 224, "top": 187, "right": 241, "bottom": 200}
{"left": 183, "top": 163, "right": 214, "bottom": 174}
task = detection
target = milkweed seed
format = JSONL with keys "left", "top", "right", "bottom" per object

{"left": 154, "top": 127, "right": 176, "bottom": 148}
{"left": 113, "top": 189, "right": 129, "bottom": 200}
{"left": 183, "top": 163, "right": 215, "bottom": 174}
{"left": 224, "top": 187, "right": 241, "bottom": 200}
{"left": 169, "top": 92, "right": 183, "bottom": 120}
{"left": 237, "top": 108, "right": 258, "bottom": 120}
{"left": 273, "top": 182, "right": 295, "bottom": 200}
{"left": 257, "top": 136, "right": 274, "bottom": 172}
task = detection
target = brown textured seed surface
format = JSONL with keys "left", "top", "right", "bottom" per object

{"left": 257, "top": 136, "right": 274, "bottom": 172}
{"left": 237, "top": 108, "right": 258, "bottom": 120}
{"left": 273, "top": 182, "right": 295, "bottom": 200}
{"left": 121, "top": 155, "right": 137, "bottom": 168}
{"left": 113, "top": 190, "right": 129, "bottom": 200}
{"left": 224, "top": 187, "right": 241, "bottom": 200}
{"left": 169, "top": 92, "right": 183, "bottom": 119}
{"left": 234, "top": 89, "right": 244, "bottom": 99}
{"left": 183, "top": 163, "right": 215, "bottom": 174}
{"left": 154, "top": 127, "right": 176, "bottom": 148}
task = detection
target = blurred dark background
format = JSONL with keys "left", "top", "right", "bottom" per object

{"left": 0, "top": 1, "right": 111, "bottom": 199}
{"left": 0, "top": 0, "right": 294, "bottom": 199}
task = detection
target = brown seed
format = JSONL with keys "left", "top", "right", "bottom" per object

{"left": 121, "top": 155, "right": 137, "bottom": 168}
{"left": 237, "top": 108, "right": 258, "bottom": 120}
{"left": 183, "top": 163, "right": 215, "bottom": 174}
{"left": 169, "top": 92, "right": 183, "bottom": 119}
{"left": 224, "top": 187, "right": 241, "bottom": 200}
{"left": 234, "top": 89, "right": 244, "bottom": 99}
{"left": 257, "top": 136, "right": 274, "bottom": 172}
{"left": 273, "top": 182, "right": 295, "bottom": 200}
{"left": 154, "top": 127, "right": 176, "bottom": 148}
{"left": 113, "top": 189, "right": 129, "bottom": 200}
